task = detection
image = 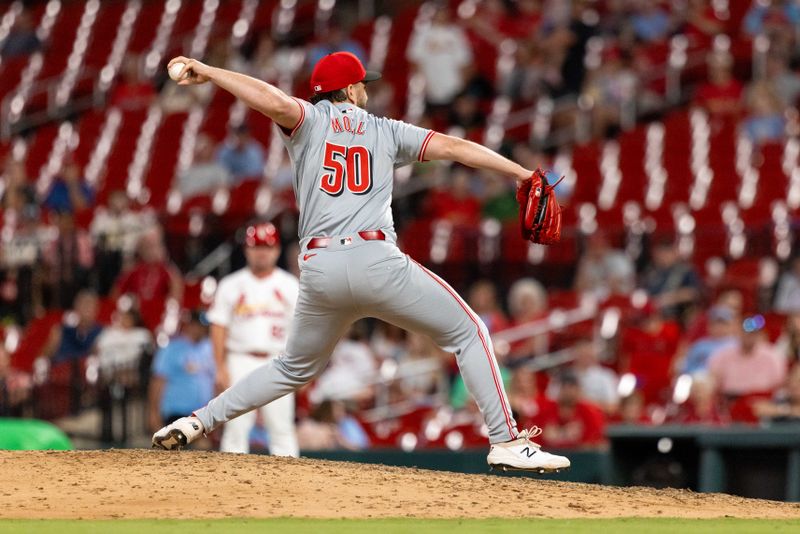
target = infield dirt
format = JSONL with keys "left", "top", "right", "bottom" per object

{"left": 1, "top": 450, "right": 799, "bottom": 520}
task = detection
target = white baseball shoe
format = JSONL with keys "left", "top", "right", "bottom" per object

{"left": 152, "top": 416, "right": 205, "bottom": 450}
{"left": 487, "top": 427, "right": 571, "bottom": 473}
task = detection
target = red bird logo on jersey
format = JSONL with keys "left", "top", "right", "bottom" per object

{"left": 233, "top": 292, "right": 285, "bottom": 319}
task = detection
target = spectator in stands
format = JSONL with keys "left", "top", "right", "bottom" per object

{"left": 467, "top": 280, "right": 509, "bottom": 334}
{"left": 0, "top": 345, "right": 32, "bottom": 417}
{"left": 95, "top": 306, "right": 153, "bottom": 383}
{"left": 539, "top": 370, "right": 607, "bottom": 450}
{"left": 480, "top": 174, "right": 517, "bottom": 223}
{"left": 503, "top": 42, "right": 562, "bottom": 104}
{"left": 407, "top": 5, "right": 473, "bottom": 110}
{"left": 753, "top": 365, "right": 800, "bottom": 421}
{"left": 296, "top": 399, "right": 370, "bottom": 451}
{"left": 110, "top": 56, "right": 156, "bottom": 110}
{"left": 310, "top": 322, "right": 377, "bottom": 405}
{"left": 773, "top": 256, "right": 800, "bottom": 314}
{"left": 308, "top": 23, "right": 367, "bottom": 69}
{"left": 148, "top": 310, "right": 215, "bottom": 434}
{"left": 559, "top": 338, "right": 619, "bottom": 415}
{"left": 112, "top": 227, "right": 183, "bottom": 318}
{"left": 708, "top": 315, "right": 787, "bottom": 398}
{"left": 765, "top": 53, "right": 800, "bottom": 108}
{"left": 684, "top": 287, "right": 744, "bottom": 342}
{"left": 42, "top": 160, "right": 94, "bottom": 214}
{"left": 743, "top": 0, "right": 800, "bottom": 54}
{"left": 178, "top": 134, "right": 231, "bottom": 198}
{"left": 508, "top": 367, "right": 556, "bottom": 430}
{"left": 583, "top": 47, "right": 639, "bottom": 138}
{"left": 615, "top": 391, "right": 651, "bottom": 424}
{"left": 370, "top": 322, "right": 407, "bottom": 361}
{"left": 620, "top": 302, "right": 682, "bottom": 404}
{"left": 683, "top": 0, "right": 726, "bottom": 50}
{"left": 40, "top": 212, "right": 94, "bottom": 309}
{"left": 215, "top": 124, "right": 265, "bottom": 182}
{"left": 742, "top": 80, "right": 786, "bottom": 145}
{"left": 447, "top": 94, "right": 486, "bottom": 138}
{"left": 574, "top": 231, "right": 635, "bottom": 299}
{"left": 0, "top": 211, "right": 41, "bottom": 323}
{"left": 630, "top": 1, "right": 673, "bottom": 43}
{"left": 1, "top": 159, "right": 37, "bottom": 218}
{"left": 0, "top": 9, "right": 41, "bottom": 58}
{"left": 395, "top": 332, "right": 446, "bottom": 401}
{"left": 640, "top": 237, "right": 702, "bottom": 322}
{"left": 91, "top": 190, "right": 155, "bottom": 294}
{"left": 775, "top": 313, "right": 800, "bottom": 366}
{"left": 545, "top": 0, "right": 596, "bottom": 98}
{"left": 43, "top": 290, "right": 103, "bottom": 364}
{"left": 693, "top": 51, "right": 743, "bottom": 120}
{"left": 249, "top": 35, "right": 294, "bottom": 82}
{"left": 677, "top": 305, "right": 738, "bottom": 375}
{"left": 504, "top": 277, "right": 549, "bottom": 360}
{"left": 670, "top": 375, "right": 726, "bottom": 425}
{"left": 426, "top": 167, "right": 481, "bottom": 226}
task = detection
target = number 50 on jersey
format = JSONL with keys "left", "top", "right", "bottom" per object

{"left": 319, "top": 141, "right": 373, "bottom": 196}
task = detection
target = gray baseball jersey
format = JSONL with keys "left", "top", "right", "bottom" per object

{"left": 283, "top": 98, "right": 434, "bottom": 243}
{"left": 195, "top": 98, "right": 519, "bottom": 445}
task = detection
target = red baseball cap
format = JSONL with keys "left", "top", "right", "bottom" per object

{"left": 245, "top": 222, "right": 280, "bottom": 247}
{"left": 310, "top": 52, "right": 381, "bottom": 94}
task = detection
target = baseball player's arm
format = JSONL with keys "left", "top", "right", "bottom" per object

{"left": 168, "top": 56, "right": 301, "bottom": 131}
{"left": 210, "top": 323, "right": 231, "bottom": 393}
{"left": 424, "top": 133, "right": 531, "bottom": 183}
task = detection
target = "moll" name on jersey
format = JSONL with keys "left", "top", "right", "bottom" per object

{"left": 331, "top": 116, "right": 366, "bottom": 136}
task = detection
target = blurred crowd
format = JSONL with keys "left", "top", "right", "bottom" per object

{"left": 2, "top": 0, "right": 800, "bottom": 451}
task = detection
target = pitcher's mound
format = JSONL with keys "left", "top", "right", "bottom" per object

{"left": 1, "top": 450, "right": 798, "bottom": 519}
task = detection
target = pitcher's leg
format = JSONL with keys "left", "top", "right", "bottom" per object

{"left": 195, "top": 305, "right": 355, "bottom": 433}
{"left": 365, "top": 255, "right": 517, "bottom": 443}
{"left": 261, "top": 391, "right": 299, "bottom": 457}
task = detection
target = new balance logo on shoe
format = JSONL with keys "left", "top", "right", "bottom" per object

{"left": 520, "top": 446, "right": 538, "bottom": 458}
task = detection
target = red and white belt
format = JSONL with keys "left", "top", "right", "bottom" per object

{"left": 306, "top": 229, "right": 386, "bottom": 250}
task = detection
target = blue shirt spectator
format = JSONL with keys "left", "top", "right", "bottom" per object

{"left": 151, "top": 328, "right": 215, "bottom": 422}
{"left": 631, "top": 6, "right": 671, "bottom": 42}
{"left": 46, "top": 291, "right": 103, "bottom": 364}
{"left": 43, "top": 162, "right": 94, "bottom": 214}
{"left": 680, "top": 306, "right": 738, "bottom": 374}
{"left": 744, "top": 2, "right": 800, "bottom": 37}
{"left": 215, "top": 125, "right": 265, "bottom": 182}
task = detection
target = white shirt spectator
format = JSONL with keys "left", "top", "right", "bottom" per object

{"left": 407, "top": 17, "right": 473, "bottom": 105}
{"left": 96, "top": 325, "right": 153, "bottom": 376}
{"left": 311, "top": 339, "right": 377, "bottom": 402}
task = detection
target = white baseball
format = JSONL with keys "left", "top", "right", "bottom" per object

{"left": 168, "top": 62, "right": 187, "bottom": 81}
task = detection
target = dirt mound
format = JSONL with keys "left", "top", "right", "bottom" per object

{"left": 1, "top": 450, "right": 798, "bottom": 519}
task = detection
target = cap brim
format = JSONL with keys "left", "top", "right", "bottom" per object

{"left": 362, "top": 71, "right": 382, "bottom": 83}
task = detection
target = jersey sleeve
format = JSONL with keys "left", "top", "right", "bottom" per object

{"left": 205, "top": 278, "right": 234, "bottom": 327}
{"left": 278, "top": 98, "right": 321, "bottom": 145}
{"left": 388, "top": 118, "right": 435, "bottom": 168}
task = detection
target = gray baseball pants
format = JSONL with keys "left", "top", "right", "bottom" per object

{"left": 195, "top": 236, "right": 518, "bottom": 444}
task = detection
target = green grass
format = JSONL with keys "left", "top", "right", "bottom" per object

{"left": 1, "top": 519, "right": 799, "bottom": 534}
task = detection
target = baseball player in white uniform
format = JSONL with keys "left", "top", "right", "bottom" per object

{"left": 154, "top": 51, "right": 570, "bottom": 472}
{"left": 207, "top": 222, "right": 299, "bottom": 456}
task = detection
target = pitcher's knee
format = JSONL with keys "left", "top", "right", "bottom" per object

{"left": 274, "top": 355, "right": 326, "bottom": 385}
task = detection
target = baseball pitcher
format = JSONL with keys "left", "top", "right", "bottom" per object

{"left": 207, "top": 222, "right": 299, "bottom": 456}
{"left": 154, "top": 51, "right": 569, "bottom": 472}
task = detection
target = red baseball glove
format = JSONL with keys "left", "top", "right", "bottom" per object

{"left": 516, "top": 168, "right": 563, "bottom": 245}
